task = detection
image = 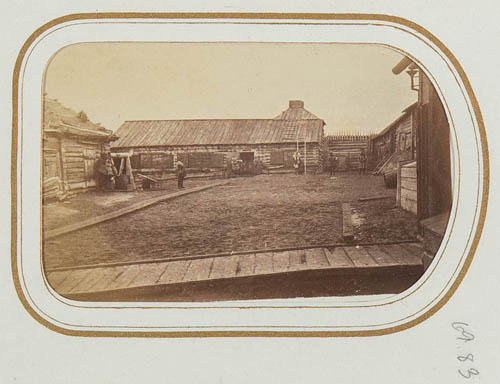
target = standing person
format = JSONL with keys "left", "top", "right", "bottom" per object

{"left": 106, "top": 153, "right": 118, "bottom": 189}
{"left": 176, "top": 159, "right": 185, "bottom": 189}
{"left": 96, "top": 152, "right": 117, "bottom": 190}
{"left": 359, "top": 149, "right": 367, "bottom": 174}
{"left": 298, "top": 157, "right": 305, "bottom": 175}
{"left": 224, "top": 158, "right": 233, "bottom": 179}
{"left": 96, "top": 153, "right": 108, "bottom": 191}
{"left": 329, "top": 153, "right": 338, "bottom": 177}
{"left": 293, "top": 151, "right": 301, "bottom": 175}
{"left": 328, "top": 152, "right": 333, "bottom": 176}
{"left": 326, "top": 152, "right": 333, "bottom": 177}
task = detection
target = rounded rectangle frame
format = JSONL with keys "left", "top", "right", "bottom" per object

{"left": 12, "top": 13, "right": 489, "bottom": 337}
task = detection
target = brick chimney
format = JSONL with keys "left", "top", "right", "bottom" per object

{"left": 289, "top": 100, "right": 304, "bottom": 109}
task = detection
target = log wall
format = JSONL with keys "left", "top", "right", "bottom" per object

{"left": 372, "top": 112, "right": 416, "bottom": 173}
{"left": 61, "top": 137, "right": 103, "bottom": 191}
{"left": 324, "top": 134, "right": 369, "bottom": 171}
{"left": 114, "top": 143, "right": 322, "bottom": 172}
{"left": 43, "top": 134, "right": 108, "bottom": 195}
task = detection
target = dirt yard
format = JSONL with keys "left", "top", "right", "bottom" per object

{"left": 352, "top": 198, "right": 419, "bottom": 243}
{"left": 43, "top": 173, "right": 417, "bottom": 269}
{"left": 42, "top": 178, "right": 215, "bottom": 232}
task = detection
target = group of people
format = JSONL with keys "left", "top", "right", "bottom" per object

{"left": 223, "top": 158, "right": 266, "bottom": 178}
{"left": 97, "top": 149, "right": 368, "bottom": 192}
{"left": 96, "top": 151, "right": 187, "bottom": 191}
{"left": 224, "top": 158, "right": 244, "bottom": 178}
{"left": 326, "top": 149, "right": 367, "bottom": 176}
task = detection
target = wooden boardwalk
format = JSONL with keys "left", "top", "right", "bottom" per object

{"left": 44, "top": 181, "right": 228, "bottom": 240}
{"left": 46, "top": 242, "right": 424, "bottom": 301}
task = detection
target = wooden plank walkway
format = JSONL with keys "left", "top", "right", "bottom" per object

{"left": 43, "top": 181, "right": 229, "bottom": 240}
{"left": 46, "top": 242, "right": 424, "bottom": 298}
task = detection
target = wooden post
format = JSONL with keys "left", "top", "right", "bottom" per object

{"left": 83, "top": 159, "right": 89, "bottom": 188}
{"left": 304, "top": 140, "right": 307, "bottom": 174}
{"left": 126, "top": 155, "right": 136, "bottom": 191}
{"left": 118, "top": 158, "right": 125, "bottom": 176}
{"left": 396, "top": 161, "right": 402, "bottom": 207}
{"left": 58, "top": 138, "right": 68, "bottom": 192}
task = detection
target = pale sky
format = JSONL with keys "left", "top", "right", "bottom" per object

{"left": 44, "top": 42, "right": 417, "bottom": 135}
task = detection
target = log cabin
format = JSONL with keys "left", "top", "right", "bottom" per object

{"left": 111, "top": 100, "right": 325, "bottom": 181}
{"left": 43, "top": 97, "right": 117, "bottom": 200}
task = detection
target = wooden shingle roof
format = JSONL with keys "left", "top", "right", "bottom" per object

{"left": 111, "top": 119, "right": 324, "bottom": 148}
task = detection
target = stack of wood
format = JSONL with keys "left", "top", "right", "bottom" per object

{"left": 42, "top": 177, "right": 65, "bottom": 202}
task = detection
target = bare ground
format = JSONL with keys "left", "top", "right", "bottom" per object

{"left": 42, "top": 173, "right": 417, "bottom": 269}
{"left": 42, "top": 178, "right": 215, "bottom": 232}
{"left": 352, "top": 198, "right": 419, "bottom": 243}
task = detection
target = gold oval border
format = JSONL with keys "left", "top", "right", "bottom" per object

{"left": 11, "top": 12, "right": 489, "bottom": 337}
{"left": 35, "top": 42, "right": 463, "bottom": 325}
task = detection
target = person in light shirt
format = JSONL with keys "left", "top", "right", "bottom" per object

{"left": 176, "top": 160, "right": 186, "bottom": 189}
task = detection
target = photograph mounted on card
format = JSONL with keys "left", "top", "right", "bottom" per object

{"left": 12, "top": 14, "right": 487, "bottom": 336}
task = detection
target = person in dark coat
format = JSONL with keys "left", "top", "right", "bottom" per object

{"left": 96, "top": 152, "right": 117, "bottom": 190}
{"left": 359, "top": 149, "right": 367, "bottom": 174}
{"left": 176, "top": 160, "right": 186, "bottom": 189}
{"left": 96, "top": 154, "right": 108, "bottom": 190}
{"left": 297, "top": 157, "right": 305, "bottom": 174}
{"left": 224, "top": 159, "right": 233, "bottom": 179}
{"left": 329, "top": 153, "right": 338, "bottom": 177}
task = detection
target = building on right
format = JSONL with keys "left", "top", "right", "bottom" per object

{"left": 393, "top": 57, "right": 452, "bottom": 269}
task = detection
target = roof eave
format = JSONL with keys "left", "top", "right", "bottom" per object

{"left": 392, "top": 57, "right": 413, "bottom": 74}
{"left": 47, "top": 123, "right": 115, "bottom": 139}
{"left": 374, "top": 106, "right": 415, "bottom": 139}
{"left": 112, "top": 140, "right": 321, "bottom": 149}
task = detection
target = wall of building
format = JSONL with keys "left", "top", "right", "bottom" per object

{"left": 42, "top": 136, "right": 64, "bottom": 201}
{"left": 372, "top": 128, "right": 396, "bottom": 165}
{"left": 372, "top": 112, "right": 416, "bottom": 163}
{"left": 394, "top": 113, "right": 416, "bottom": 163}
{"left": 43, "top": 134, "right": 108, "bottom": 196}
{"left": 324, "top": 134, "right": 369, "bottom": 171}
{"left": 371, "top": 111, "right": 416, "bottom": 175}
{"left": 60, "top": 137, "right": 105, "bottom": 191}
{"left": 113, "top": 142, "right": 321, "bottom": 172}
{"left": 398, "top": 161, "right": 418, "bottom": 214}
{"left": 417, "top": 72, "right": 452, "bottom": 219}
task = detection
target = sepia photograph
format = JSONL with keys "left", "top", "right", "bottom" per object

{"left": 41, "top": 42, "right": 452, "bottom": 302}
{"left": 4, "top": 3, "right": 499, "bottom": 383}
